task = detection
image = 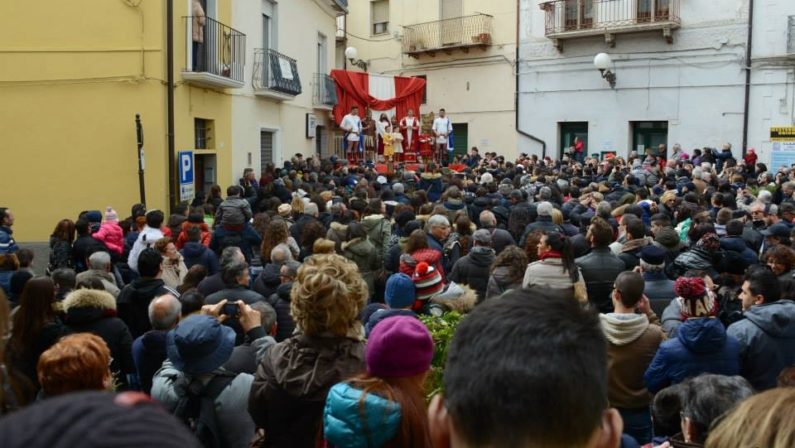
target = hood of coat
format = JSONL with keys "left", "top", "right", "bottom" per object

{"left": 719, "top": 236, "right": 749, "bottom": 253}
{"left": 677, "top": 318, "right": 727, "bottom": 354}
{"left": 276, "top": 282, "right": 293, "bottom": 302}
{"left": 360, "top": 215, "right": 386, "bottom": 233}
{"left": 599, "top": 313, "right": 650, "bottom": 345}
{"left": 621, "top": 237, "right": 651, "bottom": 254}
{"left": 181, "top": 241, "right": 208, "bottom": 258}
{"left": 63, "top": 288, "right": 117, "bottom": 324}
{"left": 744, "top": 300, "right": 795, "bottom": 339}
{"left": 329, "top": 221, "right": 348, "bottom": 236}
{"left": 444, "top": 199, "right": 465, "bottom": 211}
{"left": 342, "top": 238, "right": 374, "bottom": 257}
{"left": 324, "top": 383, "right": 401, "bottom": 448}
{"left": 468, "top": 246, "right": 495, "bottom": 267}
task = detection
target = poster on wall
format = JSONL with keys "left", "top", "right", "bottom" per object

{"left": 770, "top": 126, "right": 795, "bottom": 170}
{"left": 306, "top": 113, "right": 317, "bottom": 139}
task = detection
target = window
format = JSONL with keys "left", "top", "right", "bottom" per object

{"left": 559, "top": 122, "right": 588, "bottom": 159}
{"left": 563, "top": 0, "right": 593, "bottom": 31}
{"left": 317, "top": 33, "right": 328, "bottom": 75}
{"left": 195, "top": 118, "right": 215, "bottom": 149}
{"left": 789, "top": 16, "right": 795, "bottom": 54}
{"left": 632, "top": 121, "right": 668, "bottom": 157}
{"left": 416, "top": 75, "right": 427, "bottom": 104}
{"left": 371, "top": 0, "right": 389, "bottom": 35}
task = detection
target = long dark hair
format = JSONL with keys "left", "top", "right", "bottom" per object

{"left": 51, "top": 219, "right": 75, "bottom": 243}
{"left": 545, "top": 232, "right": 579, "bottom": 283}
{"left": 8, "top": 277, "right": 56, "bottom": 354}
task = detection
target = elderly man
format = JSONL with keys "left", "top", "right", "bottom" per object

{"left": 253, "top": 245, "right": 292, "bottom": 300}
{"left": 427, "top": 214, "right": 458, "bottom": 273}
{"left": 198, "top": 246, "right": 245, "bottom": 296}
{"left": 131, "top": 293, "right": 181, "bottom": 393}
{"left": 205, "top": 259, "right": 265, "bottom": 306}
{"left": 290, "top": 202, "right": 320, "bottom": 242}
{"left": 76, "top": 251, "right": 120, "bottom": 297}
{"left": 449, "top": 229, "right": 496, "bottom": 302}
{"left": 479, "top": 211, "right": 515, "bottom": 256}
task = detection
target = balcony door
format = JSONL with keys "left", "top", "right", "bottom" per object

{"left": 564, "top": 0, "right": 593, "bottom": 31}
{"left": 261, "top": 1, "right": 276, "bottom": 87}
{"left": 440, "top": 0, "right": 463, "bottom": 46}
{"left": 637, "top": 0, "right": 671, "bottom": 23}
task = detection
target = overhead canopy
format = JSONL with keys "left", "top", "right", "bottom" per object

{"left": 331, "top": 69, "right": 426, "bottom": 124}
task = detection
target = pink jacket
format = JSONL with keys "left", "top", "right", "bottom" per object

{"left": 93, "top": 222, "right": 124, "bottom": 255}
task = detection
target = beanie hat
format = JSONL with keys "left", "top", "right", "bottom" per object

{"left": 366, "top": 316, "right": 433, "bottom": 378}
{"left": 385, "top": 273, "right": 416, "bottom": 309}
{"left": 675, "top": 277, "right": 716, "bottom": 318}
{"left": 413, "top": 262, "right": 444, "bottom": 301}
{"left": 84, "top": 210, "right": 102, "bottom": 223}
{"left": 640, "top": 245, "right": 666, "bottom": 266}
{"left": 104, "top": 207, "right": 118, "bottom": 223}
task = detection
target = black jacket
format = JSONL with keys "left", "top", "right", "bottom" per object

{"left": 181, "top": 241, "right": 220, "bottom": 275}
{"left": 268, "top": 282, "right": 296, "bottom": 342}
{"left": 449, "top": 246, "right": 495, "bottom": 302}
{"left": 520, "top": 216, "right": 562, "bottom": 247}
{"left": 72, "top": 234, "right": 109, "bottom": 272}
{"left": 132, "top": 329, "right": 167, "bottom": 394}
{"left": 63, "top": 289, "right": 135, "bottom": 388}
{"left": 117, "top": 278, "right": 173, "bottom": 339}
{"left": 205, "top": 284, "right": 266, "bottom": 305}
{"left": 575, "top": 247, "right": 627, "bottom": 313}
{"left": 483, "top": 227, "right": 516, "bottom": 256}
{"left": 197, "top": 272, "right": 225, "bottom": 297}
{"left": 253, "top": 263, "right": 281, "bottom": 300}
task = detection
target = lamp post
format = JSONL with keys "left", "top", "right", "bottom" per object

{"left": 594, "top": 53, "right": 616, "bottom": 89}
{"left": 345, "top": 46, "right": 368, "bottom": 72}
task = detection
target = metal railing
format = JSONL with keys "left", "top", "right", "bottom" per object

{"left": 313, "top": 73, "right": 337, "bottom": 107}
{"left": 542, "top": 0, "right": 679, "bottom": 35}
{"left": 185, "top": 16, "right": 246, "bottom": 83}
{"left": 253, "top": 48, "right": 302, "bottom": 96}
{"left": 402, "top": 13, "right": 493, "bottom": 54}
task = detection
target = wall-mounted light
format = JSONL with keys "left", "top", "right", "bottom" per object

{"left": 594, "top": 52, "right": 616, "bottom": 89}
{"left": 345, "top": 47, "right": 368, "bottom": 72}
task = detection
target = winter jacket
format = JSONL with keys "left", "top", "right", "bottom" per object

{"left": 209, "top": 224, "right": 262, "bottom": 264}
{"left": 175, "top": 221, "right": 211, "bottom": 249}
{"left": 181, "top": 241, "right": 220, "bottom": 275}
{"left": 661, "top": 299, "right": 684, "bottom": 337}
{"left": 364, "top": 309, "right": 418, "bottom": 338}
{"left": 671, "top": 247, "right": 719, "bottom": 279}
{"left": 197, "top": 272, "right": 225, "bottom": 297}
{"left": 485, "top": 266, "right": 523, "bottom": 300}
{"left": 253, "top": 263, "right": 281, "bottom": 300}
{"left": 132, "top": 330, "right": 168, "bottom": 394}
{"left": 63, "top": 288, "right": 135, "bottom": 388}
{"left": 205, "top": 284, "right": 266, "bottom": 306}
{"left": 720, "top": 236, "right": 758, "bottom": 267}
{"left": 361, "top": 214, "right": 392, "bottom": 262}
{"left": 576, "top": 247, "right": 627, "bottom": 313}
{"left": 727, "top": 300, "right": 795, "bottom": 390}
{"left": 72, "top": 234, "right": 110, "bottom": 273}
{"left": 215, "top": 197, "right": 252, "bottom": 227}
{"left": 248, "top": 333, "right": 366, "bottom": 448}
{"left": 619, "top": 238, "right": 652, "bottom": 271}
{"left": 600, "top": 313, "right": 664, "bottom": 409}
{"left": 326, "top": 222, "right": 349, "bottom": 254}
{"left": 342, "top": 238, "right": 380, "bottom": 297}
{"left": 482, "top": 227, "right": 516, "bottom": 255}
{"left": 442, "top": 198, "right": 467, "bottom": 223}
{"left": 92, "top": 222, "right": 124, "bottom": 255}
{"left": 523, "top": 258, "right": 587, "bottom": 304}
{"left": 384, "top": 236, "right": 408, "bottom": 274}
{"left": 399, "top": 248, "right": 445, "bottom": 280}
{"left": 644, "top": 318, "right": 740, "bottom": 393}
{"left": 419, "top": 173, "right": 443, "bottom": 202}
{"left": 117, "top": 277, "right": 175, "bottom": 339}
{"left": 75, "top": 269, "right": 120, "bottom": 297}
{"left": 643, "top": 272, "right": 675, "bottom": 316}
{"left": 519, "top": 216, "right": 563, "bottom": 247}
{"left": 323, "top": 383, "right": 402, "bottom": 448}
{"left": 127, "top": 226, "right": 164, "bottom": 273}
{"left": 160, "top": 255, "right": 188, "bottom": 289}
{"left": 48, "top": 236, "right": 73, "bottom": 271}
{"left": 268, "top": 282, "right": 296, "bottom": 342}
{"left": 152, "top": 327, "right": 274, "bottom": 448}
{"left": 448, "top": 246, "right": 495, "bottom": 302}
{"left": 0, "top": 225, "right": 18, "bottom": 254}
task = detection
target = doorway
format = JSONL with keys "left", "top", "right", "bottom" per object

{"left": 452, "top": 123, "right": 468, "bottom": 158}
{"left": 559, "top": 122, "right": 588, "bottom": 159}
{"left": 632, "top": 121, "right": 668, "bottom": 156}
{"left": 260, "top": 131, "right": 274, "bottom": 172}
{"left": 194, "top": 154, "right": 217, "bottom": 198}
{"left": 315, "top": 125, "right": 327, "bottom": 157}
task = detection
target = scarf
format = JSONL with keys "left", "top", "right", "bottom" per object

{"left": 539, "top": 250, "right": 563, "bottom": 261}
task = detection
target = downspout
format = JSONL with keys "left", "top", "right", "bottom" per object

{"left": 166, "top": 0, "right": 177, "bottom": 210}
{"left": 741, "top": 0, "right": 754, "bottom": 157}
{"left": 515, "top": 0, "right": 547, "bottom": 159}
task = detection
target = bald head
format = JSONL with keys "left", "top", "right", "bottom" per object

{"left": 148, "top": 293, "right": 181, "bottom": 330}
{"left": 270, "top": 245, "right": 293, "bottom": 264}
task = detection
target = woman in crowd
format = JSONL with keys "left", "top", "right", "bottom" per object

{"left": 763, "top": 244, "right": 795, "bottom": 281}
{"left": 522, "top": 232, "right": 586, "bottom": 304}
{"left": 298, "top": 221, "right": 327, "bottom": 262}
{"left": 486, "top": 246, "right": 528, "bottom": 300}
{"left": 37, "top": 333, "right": 112, "bottom": 398}
{"left": 706, "top": 387, "right": 795, "bottom": 448}
{"left": 48, "top": 219, "right": 75, "bottom": 272}
{"left": 154, "top": 238, "right": 187, "bottom": 289}
{"left": 261, "top": 219, "right": 299, "bottom": 263}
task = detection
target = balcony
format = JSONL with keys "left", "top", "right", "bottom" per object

{"left": 183, "top": 16, "right": 246, "bottom": 89}
{"left": 313, "top": 73, "right": 338, "bottom": 109}
{"left": 541, "top": 0, "right": 680, "bottom": 51}
{"left": 402, "top": 13, "right": 493, "bottom": 58}
{"left": 253, "top": 49, "right": 302, "bottom": 101}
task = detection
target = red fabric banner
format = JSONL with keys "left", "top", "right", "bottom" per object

{"left": 331, "top": 69, "right": 426, "bottom": 124}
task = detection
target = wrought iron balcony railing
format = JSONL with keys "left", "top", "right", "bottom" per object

{"left": 253, "top": 48, "right": 302, "bottom": 97}
{"left": 402, "top": 13, "right": 493, "bottom": 57}
{"left": 313, "top": 73, "right": 337, "bottom": 107}
{"left": 541, "top": 0, "right": 680, "bottom": 49}
{"left": 183, "top": 16, "right": 246, "bottom": 88}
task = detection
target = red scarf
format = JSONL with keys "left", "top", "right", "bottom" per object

{"left": 539, "top": 250, "right": 563, "bottom": 261}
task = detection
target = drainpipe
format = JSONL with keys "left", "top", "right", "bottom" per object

{"left": 515, "top": 0, "right": 547, "bottom": 159}
{"left": 166, "top": 0, "right": 177, "bottom": 210}
{"left": 741, "top": 0, "right": 754, "bottom": 157}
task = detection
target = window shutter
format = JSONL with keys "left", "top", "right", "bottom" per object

{"left": 372, "top": 0, "right": 389, "bottom": 24}
{"left": 441, "top": 0, "right": 463, "bottom": 19}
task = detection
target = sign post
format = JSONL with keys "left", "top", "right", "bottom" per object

{"left": 178, "top": 150, "right": 194, "bottom": 203}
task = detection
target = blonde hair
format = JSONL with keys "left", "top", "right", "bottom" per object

{"left": 706, "top": 388, "right": 795, "bottom": 448}
{"left": 550, "top": 208, "right": 564, "bottom": 226}
{"left": 290, "top": 254, "right": 368, "bottom": 337}
{"left": 38, "top": 333, "right": 111, "bottom": 397}
{"left": 291, "top": 195, "right": 305, "bottom": 215}
{"left": 313, "top": 238, "right": 336, "bottom": 255}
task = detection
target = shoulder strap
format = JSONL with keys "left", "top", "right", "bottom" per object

{"left": 202, "top": 373, "right": 236, "bottom": 401}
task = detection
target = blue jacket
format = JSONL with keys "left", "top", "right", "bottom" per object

{"left": 180, "top": 241, "right": 220, "bottom": 275}
{"left": 727, "top": 300, "right": 795, "bottom": 390}
{"left": 644, "top": 318, "right": 740, "bottom": 393}
{"left": 0, "top": 226, "right": 17, "bottom": 255}
{"left": 324, "top": 383, "right": 402, "bottom": 448}
{"left": 209, "top": 224, "right": 262, "bottom": 263}
{"left": 720, "top": 236, "right": 758, "bottom": 267}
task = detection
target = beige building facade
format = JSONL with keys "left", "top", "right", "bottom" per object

{"left": 343, "top": 0, "right": 518, "bottom": 159}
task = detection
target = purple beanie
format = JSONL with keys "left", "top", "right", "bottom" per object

{"left": 366, "top": 316, "right": 433, "bottom": 378}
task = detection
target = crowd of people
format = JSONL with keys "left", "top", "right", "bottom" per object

{"left": 1, "top": 143, "right": 795, "bottom": 447}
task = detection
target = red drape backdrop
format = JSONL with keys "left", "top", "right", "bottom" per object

{"left": 331, "top": 69, "right": 426, "bottom": 124}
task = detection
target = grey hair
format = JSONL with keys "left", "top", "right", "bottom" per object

{"left": 680, "top": 374, "right": 754, "bottom": 443}
{"left": 88, "top": 251, "right": 111, "bottom": 270}
{"left": 427, "top": 214, "right": 450, "bottom": 229}
{"left": 222, "top": 259, "right": 249, "bottom": 285}
{"left": 148, "top": 293, "right": 182, "bottom": 330}
{"left": 596, "top": 201, "right": 612, "bottom": 219}
{"left": 479, "top": 210, "right": 497, "bottom": 228}
{"left": 640, "top": 259, "right": 664, "bottom": 274}
{"left": 250, "top": 301, "right": 278, "bottom": 332}
{"left": 270, "top": 244, "right": 293, "bottom": 264}
{"left": 691, "top": 167, "right": 703, "bottom": 180}
{"left": 282, "top": 260, "right": 301, "bottom": 277}
{"left": 220, "top": 246, "right": 244, "bottom": 265}
{"left": 304, "top": 203, "right": 319, "bottom": 217}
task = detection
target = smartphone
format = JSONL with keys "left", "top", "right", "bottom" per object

{"left": 222, "top": 302, "right": 240, "bottom": 318}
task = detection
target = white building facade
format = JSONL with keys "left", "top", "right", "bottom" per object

{"left": 518, "top": 0, "right": 795, "bottom": 165}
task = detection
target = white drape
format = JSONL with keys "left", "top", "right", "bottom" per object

{"left": 368, "top": 74, "right": 396, "bottom": 121}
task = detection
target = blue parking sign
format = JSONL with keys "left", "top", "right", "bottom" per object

{"left": 178, "top": 150, "right": 194, "bottom": 202}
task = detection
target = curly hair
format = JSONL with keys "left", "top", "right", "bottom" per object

{"left": 764, "top": 245, "right": 795, "bottom": 275}
{"left": 37, "top": 333, "right": 110, "bottom": 397}
{"left": 153, "top": 237, "right": 173, "bottom": 254}
{"left": 313, "top": 238, "right": 336, "bottom": 255}
{"left": 490, "top": 246, "right": 529, "bottom": 284}
{"left": 261, "top": 219, "right": 289, "bottom": 262}
{"left": 290, "top": 254, "right": 368, "bottom": 337}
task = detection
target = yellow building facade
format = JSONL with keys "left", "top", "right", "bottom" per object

{"left": 0, "top": 0, "right": 236, "bottom": 241}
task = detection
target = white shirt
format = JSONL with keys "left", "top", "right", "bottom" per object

{"left": 340, "top": 114, "right": 361, "bottom": 133}
{"left": 432, "top": 116, "right": 452, "bottom": 136}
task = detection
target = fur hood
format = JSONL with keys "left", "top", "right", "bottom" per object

{"left": 63, "top": 288, "right": 117, "bottom": 312}
{"left": 329, "top": 221, "right": 348, "bottom": 233}
{"left": 430, "top": 283, "right": 477, "bottom": 313}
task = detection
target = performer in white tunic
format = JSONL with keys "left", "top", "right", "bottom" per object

{"left": 432, "top": 108, "right": 453, "bottom": 165}
{"left": 399, "top": 109, "right": 420, "bottom": 161}
{"left": 340, "top": 106, "right": 362, "bottom": 163}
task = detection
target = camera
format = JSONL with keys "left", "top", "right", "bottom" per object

{"left": 222, "top": 302, "right": 240, "bottom": 318}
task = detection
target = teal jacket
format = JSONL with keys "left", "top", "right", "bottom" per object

{"left": 324, "top": 383, "right": 402, "bottom": 448}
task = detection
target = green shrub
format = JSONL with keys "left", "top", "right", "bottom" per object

{"left": 420, "top": 311, "right": 465, "bottom": 399}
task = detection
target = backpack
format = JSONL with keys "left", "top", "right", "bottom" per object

{"left": 172, "top": 372, "right": 237, "bottom": 448}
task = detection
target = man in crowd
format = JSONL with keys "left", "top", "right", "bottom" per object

{"left": 0, "top": 207, "right": 18, "bottom": 254}
{"left": 132, "top": 293, "right": 182, "bottom": 393}
{"left": 577, "top": 217, "right": 626, "bottom": 313}
{"left": 118, "top": 248, "right": 178, "bottom": 339}
{"left": 449, "top": 229, "right": 495, "bottom": 302}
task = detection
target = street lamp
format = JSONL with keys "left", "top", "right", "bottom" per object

{"left": 345, "top": 46, "right": 368, "bottom": 72}
{"left": 594, "top": 53, "right": 616, "bottom": 89}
